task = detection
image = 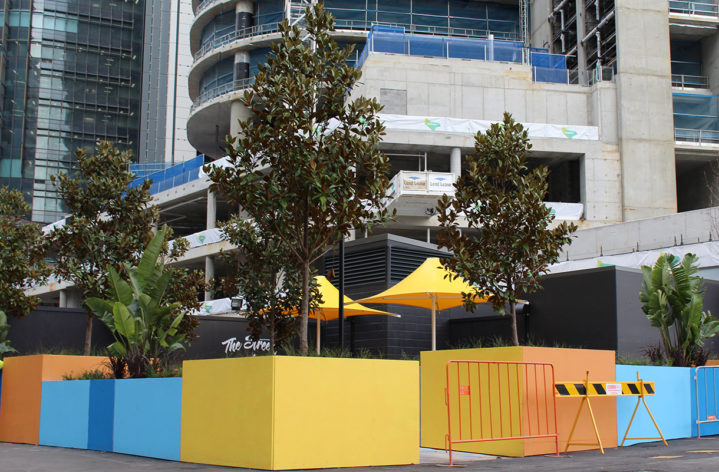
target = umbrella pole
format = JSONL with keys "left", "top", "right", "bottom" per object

{"left": 431, "top": 293, "right": 437, "bottom": 351}
{"left": 316, "top": 317, "right": 321, "bottom": 355}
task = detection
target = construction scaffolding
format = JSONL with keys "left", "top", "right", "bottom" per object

{"left": 549, "top": 0, "right": 615, "bottom": 82}
{"left": 583, "top": 0, "right": 616, "bottom": 71}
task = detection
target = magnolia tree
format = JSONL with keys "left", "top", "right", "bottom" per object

{"left": 208, "top": 4, "right": 393, "bottom": 354}
{"left": 437, "top": 113, "right": 576, "bottom": 346}
{"left": 0, "top": 187, "right": 49, "bottom": 318}
{"left": 50, "top": 142, "right": 204, "bottom": 354}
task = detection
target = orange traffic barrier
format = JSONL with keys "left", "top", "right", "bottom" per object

{"left": 444, "top": 360, "right": 559, "bottom": 465}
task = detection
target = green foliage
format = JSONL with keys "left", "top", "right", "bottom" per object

{"left": 437, "top": 113, "right": 576, "bottom": 346}
{"left": 0, "top": 310, "right": 18, "bottom": 358}
{"left": 218, "top": 218, "right": 320, "bottom": 352}
{"left": 207, "top": 5, "right": 393, "bottom": 354}
{"left": 86, "top": 226, "right": 189, "bottom": 378}
{"left": 0, "top": 187, "right": 49, "bottom": 318}
{"left": 280, "top": 343, "right": 382, "bottom": 359}
{"left": 49, "top": 142, "right": 203, "bottom": 353}
{"left": 640, "top": 253, "right": 719, "bottom": 366}
{"left": 62, "top": 369, "right": 112, "bottom": 380}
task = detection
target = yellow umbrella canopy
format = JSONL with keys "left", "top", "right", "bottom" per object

{"left": 310, "top": 276, "right": 397, "bottom": 321}
{"left": 296, "top": 276, "right": 397, "bottom": 354}
{"left": 353, "top": 257, "right": 487, "bottom": 350}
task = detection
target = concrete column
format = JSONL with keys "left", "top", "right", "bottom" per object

{"left": 450, "top": 148, "right": 461, "bottom": 176}
{"left": 230, "top": 99, "right": 252, "bottom": 138}
{"left": 59, "top": 290, "right": 67, "bottom": 308}
{"left": 204, "top": 256, "right": 215, "bottom": 301}
{"left": 614, "top": 0, "right": 676, "bottom": 221}
{"left": 207, "top": 190, "right": 217, "bottom": 229}
{"left": 701, "top": 34, "right": 719, "bottom": 94}
{"left": 235, "top": 0, "right": 254, "bottom": 30}
{"left": 575, "top": 0, "right": 588, "bottom": 85}
{"left": 234, "top": 50, "right": 250, "bottom": 81}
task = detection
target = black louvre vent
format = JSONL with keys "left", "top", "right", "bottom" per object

{"left": 390, "top": 247, "right": 447, "bottom": 282}
{"left": 324, "top": 247, "right": 386, "bottom": 287}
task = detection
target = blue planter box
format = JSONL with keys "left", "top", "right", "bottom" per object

{"left": 39, "top": 380, "right": 91, "bottom": 449}
{"left": 691, "top": 367, "right": 719, "bottom": 437}
{"left": 113, "top": 377, "right": 182, "bottom": 460}
{"left": 88, "top": 379, "right": 115, "bottom": 451}
{"left": 616, "top": 365, "right": 693, "bottom": 446}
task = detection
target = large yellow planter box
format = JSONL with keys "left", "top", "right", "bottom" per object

{"left": 421, "top": 346, "right": 617, "bottom": 457}
{"left": 181, "top": 356, "right": 419, "bottom": 470}
{"left": 0, "top": 355, "right": 109, "bottom": 445}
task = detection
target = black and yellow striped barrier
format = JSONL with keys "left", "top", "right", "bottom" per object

{"left": 556, "top": 372, "right": 667, "bottom": 454}
{"left": 555, "top": 381, "right": 655, "bottom": 397}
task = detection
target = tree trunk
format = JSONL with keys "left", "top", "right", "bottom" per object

{"left": 270, "top": 316, "right": 276, "bottom": 354}
{"left": 83, "top": 313, "right": 93, "bottom": 355}
{"left": 509, "top": 301, "right": 520, "bottom": 346}
{"left": 299, "top": 260, "right": 310, "bottom": 355}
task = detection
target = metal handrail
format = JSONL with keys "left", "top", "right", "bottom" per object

{"left": 587, "top": 66, "right": 616, "bottom": 85}
{"left": 194, "top": 23, "right": 282, "bottom": 61}
{"left": 672, "top": 74, "right": 710, "bottom": 89}
{"left": 669, "top": 1, "right": 719, "bottom": 17}
{"left": 192, "top": 77, "right": 255, "bottom": 111}
{"left": 192, "top": 19, "right": 520, "bottom": 63}
{"left": 675, "top": 127, "right": 719, "bottom": 144}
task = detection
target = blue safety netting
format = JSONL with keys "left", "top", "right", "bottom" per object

{"left": 673, "top": 93, "right": 719, "bottom": 130}
{"left": 129, "top": 155, "right": 205, "bottom": 195}
{"left": 358, "top": 26, "right": 569, "bottom": 84}
{"left": 531, "top": 51, "right": 569, "bottom": 84}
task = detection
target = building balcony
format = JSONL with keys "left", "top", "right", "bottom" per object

{"left": 672, "top": 74, "right": 710, "bottom": 90}
{"left": 670, "top": 0, "right": 719, "bottom": 17}
{"left": 386, "top": 171, "right": 584, "bottom": 220}
{"left": 675, "top": 127, "right": 719, "bottom": 145}
{"left": 192, "top": 77, "right": 254, "bottom": 113}
{"left": 669, "top": 1, "right": 719, "bottom": 39}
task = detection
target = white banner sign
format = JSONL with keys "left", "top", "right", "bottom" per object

{"left": 378, "top": 114, "right": 599, "bottom": 141}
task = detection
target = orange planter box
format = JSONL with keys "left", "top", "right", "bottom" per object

{"left": 0, "top": 355, "right": 108, "bottom": 445}
{"left": 421, "top": 346, "right": 616, "bottom": 457}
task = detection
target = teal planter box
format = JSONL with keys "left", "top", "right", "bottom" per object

{"left": 692, "top": 367, "right": 719, "bottom": 437}
{"left": 616, "top": 365, "right": 692, "bottom": 446}
{"left": 88, "top": 379, "right": 115, "bottom": 451}
{"left": 39, "top": 380, "right": 91, "bottom": 449}
{"left": 113, "top": 378, "right": 182, "bottom": 460}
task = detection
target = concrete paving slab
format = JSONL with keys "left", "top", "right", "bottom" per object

{"left": 1, "top": 437, "right": 719, "bottom": 471}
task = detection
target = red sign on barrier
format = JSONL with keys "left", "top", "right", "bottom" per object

{"left": 445, "top": 360, "right": 559, "bottom": 465}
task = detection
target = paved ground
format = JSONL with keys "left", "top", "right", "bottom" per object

{"left": 2, "top": 437, "right": 719, "bottom": 472}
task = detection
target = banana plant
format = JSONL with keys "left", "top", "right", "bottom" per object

{"left": 87, "top": 226, "right": 187, "bottom": 378}
{"left": 640, "top": 253, "right": 719, "bottom": 365}
{"left": 0, "top": 310, "right": 17, "bottom": 359}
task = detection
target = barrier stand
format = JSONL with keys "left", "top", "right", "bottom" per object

{"left": 620, "top": 372, "right": 667, "bottom": 447}
{"left": 559, "top": 371, "right": 605, "bottom": 454}
{"left": 555, "top": 371, "right": 667, "bottom": 454}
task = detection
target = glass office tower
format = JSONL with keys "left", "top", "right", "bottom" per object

{"left": 0, "top": 0, "right": 144, "bottom": 223}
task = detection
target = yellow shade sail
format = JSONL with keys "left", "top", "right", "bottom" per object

{"left": 352, "top": 257, "right": 487, "bottom": 350}
{"left": 353, "top": 257, "right": 486, "bottom": 310}
{"left": 308, "top": 276, "right": 397, "bottom": 322}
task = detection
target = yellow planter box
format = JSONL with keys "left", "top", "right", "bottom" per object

{"left": 420, "top": 346, "right": 617, "bottom": 457}
{"left": 181, "top": 356, "right": 419, "bottom": 470}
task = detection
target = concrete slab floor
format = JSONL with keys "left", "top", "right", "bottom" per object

{"left": 1, "top": 438, "right": 719, "bottom": 472}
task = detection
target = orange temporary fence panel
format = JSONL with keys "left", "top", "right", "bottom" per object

{"left": 445, "top": 360, "right": 559, "bottom": 465}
